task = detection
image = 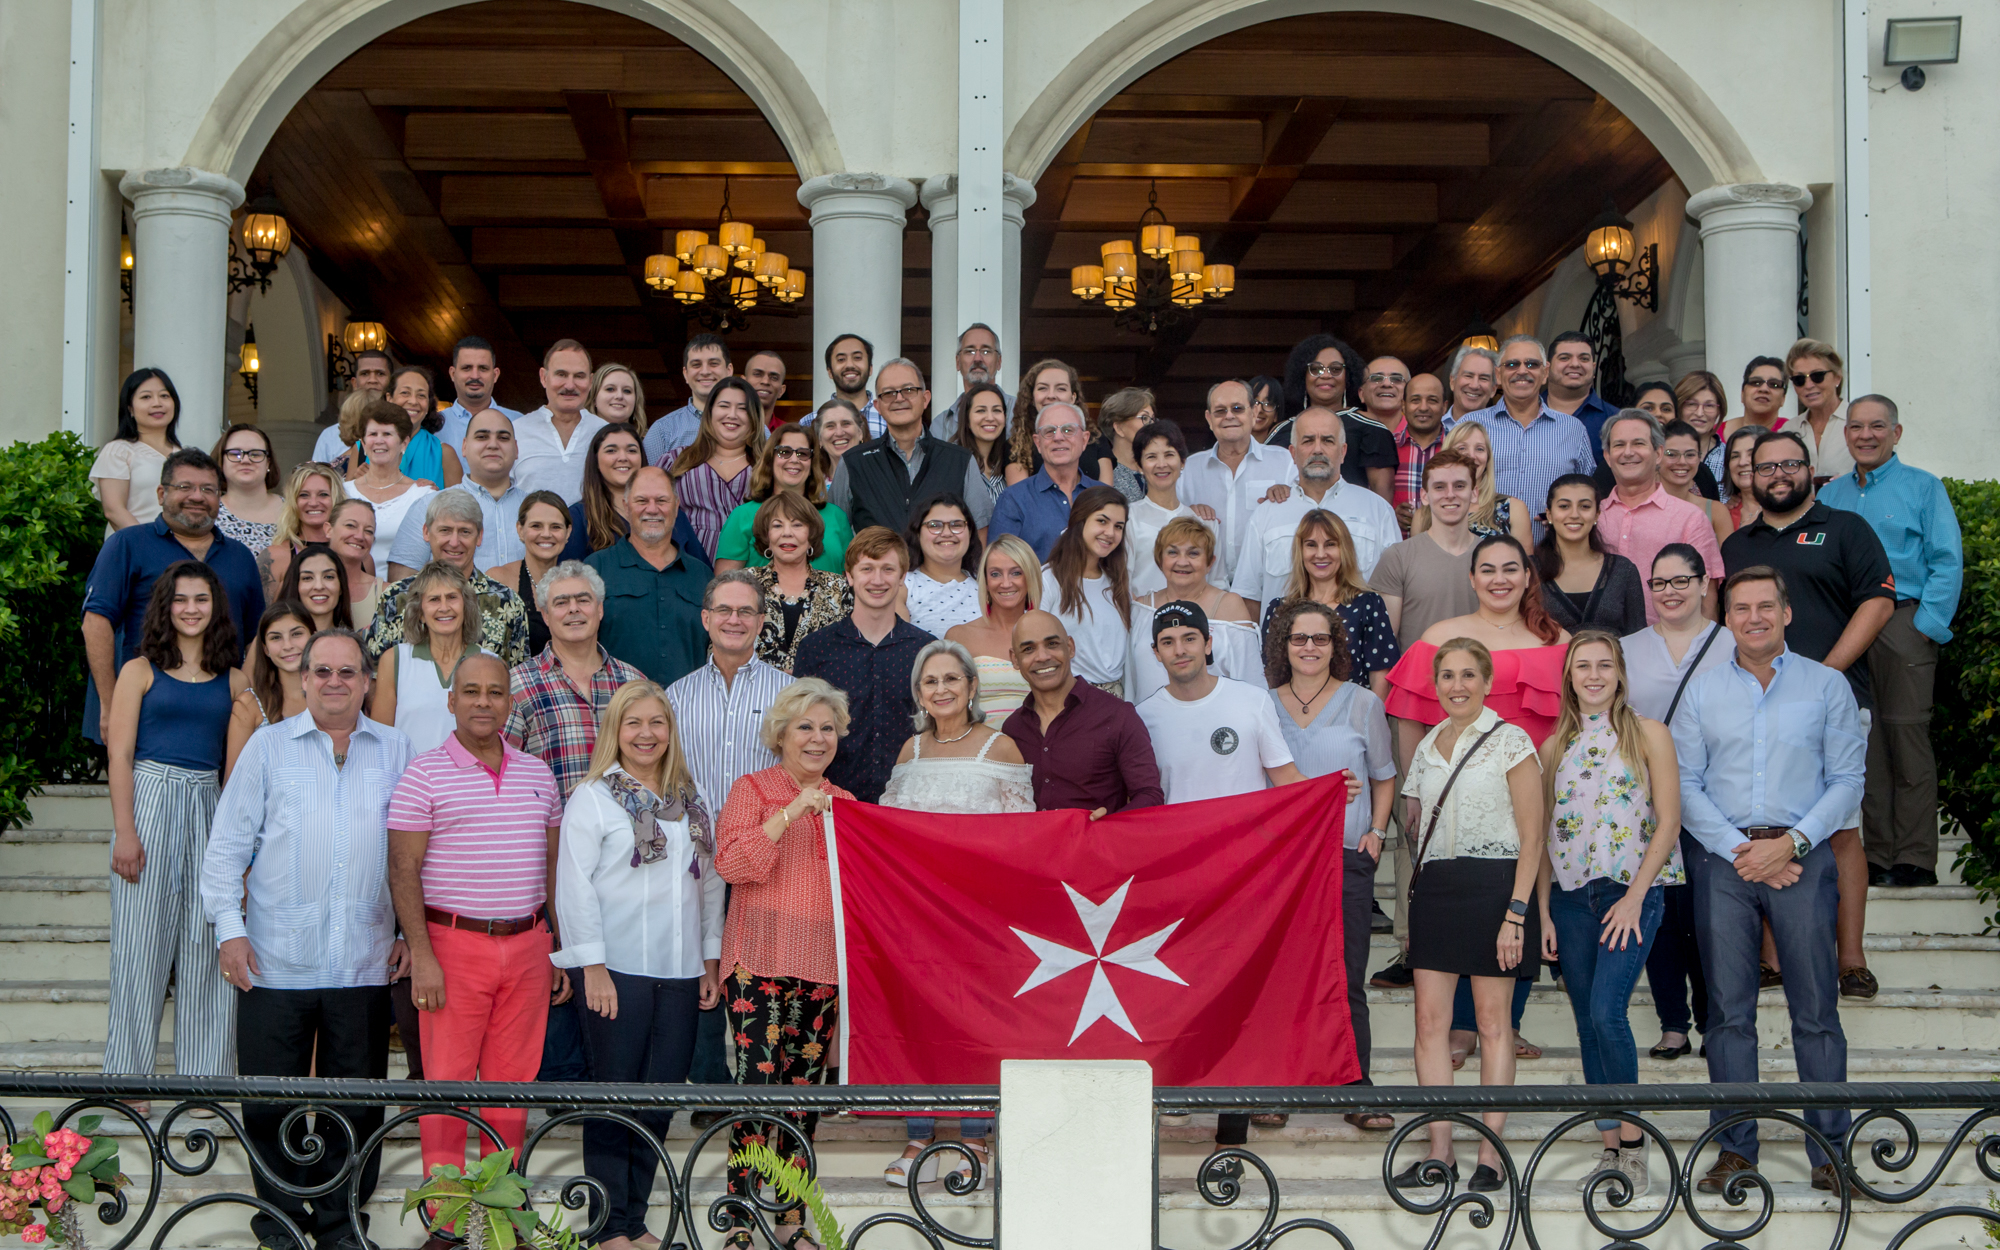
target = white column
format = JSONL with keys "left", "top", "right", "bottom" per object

{"left": 120, "top": 167, "right": 244, "bottom": 450}
{"left": 1000, "top": 1059, "right": 1153, "bottom": 1250}
{"left": 1000, "top": 173, "right": 1036, "bottom": 396}
{"left": 1686, "top": 183, "right": 1812, "bottom": 408}
{"left": 60, "top": 0, "right": 103, "bottom": 437}
{"left": 798, "top": 172, "right": 917, "bottom": 405}
{"left": 922, "top": 174, "right": 959, "bottom": 416}
{"left": 957, "top": 0, "right": 1003, "bottom": 350}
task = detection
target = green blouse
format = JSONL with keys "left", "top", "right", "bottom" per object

{"left": 712, "top": 499, "right": 854, "bottom": 574}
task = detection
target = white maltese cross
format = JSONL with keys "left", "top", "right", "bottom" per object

{"left": 1010, "top": 878, "right": 1186, "bottom": 1043}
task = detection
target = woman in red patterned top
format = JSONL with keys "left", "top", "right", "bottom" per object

{"left": 714, "top": 676, "right": 854, "bottom": 1250}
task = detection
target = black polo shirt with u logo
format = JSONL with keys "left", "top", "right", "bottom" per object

{"left": 1720, "top": 499, "right": 1895, "bottom": 708}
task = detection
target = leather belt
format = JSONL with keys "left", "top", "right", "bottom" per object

{"left": 423, "top": 905, "right": 546, "bottom": 937}
{"left": 1740, "top": 826, "right": 1792, "bottom": 841}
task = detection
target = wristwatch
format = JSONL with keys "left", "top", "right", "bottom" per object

{"left": 1788, "top": 829, "right": 1811, "bottom": 859}
{"left": 1366, "top": 827, "right": 1389, "bottom": 841}
{"left": 1507, "top": 899, "right": 1530, "bottom": 916}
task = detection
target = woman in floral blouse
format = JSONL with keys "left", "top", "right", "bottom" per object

{"left": 1536, "top": 628, "right": 1683, "bottom": 1197}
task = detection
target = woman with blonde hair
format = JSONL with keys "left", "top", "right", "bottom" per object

{"left": 258, "top": 462, "right": 344, "bottom": 601}
{"left": 945, "top": 535, "right": 1044, "bottom": 719}
{"left": 1673, "top": 370, "right": 1729, "bottom": 495}
{"left": 1004, "top": 359, "right": 1084, "bottom": 484}
{"left": 1127, "top": 515, "right": 1259, "bottom": 704}
{"left": 586, "top": 363, "right": 648, "bottom": 434}
{"left": 1266, "top": 509, "right": 1400, "bottom": 697}
{"left": 372, "top": 560, "right": 489, "bottom": 752}
{"left": 1412, "top": 422, "right": 1532, "bottom": 545}
{"left": 715, "top": 677, "right": 856, "bottom": 1250}
{"left": 713, "top": 421, "right": 853, "bottom": 574}
{"left": 554, "top": 679, "right": 721, "bottom": 1250}
{"left": 671, "top": 376, "right": 769, "bottom": 559}
{"left": 1397, "top": 637, "right": 1544, "bottom": 1194}
{"left": 326, "top": 497, "right": 384, "bottom": 629}
{"left": 1538, "top": 630, "right": 1682, "bottom": 1195}
{"left": 1785, "top": 337, "right": 1853, "bottom": 483}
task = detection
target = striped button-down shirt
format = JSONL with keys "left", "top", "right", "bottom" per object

{"left": 506, "top": 644, "right": 647, "bottom": 798}
{"left": 1458, "top": 402, "right": 1597, "bottom": 538}
{"left": 201, "top": 712, "right": 414, "bottom": 989}
{"left": 665, "top": 655, "right": 791, "bottom": 812}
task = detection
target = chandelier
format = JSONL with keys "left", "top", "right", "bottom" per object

{"left": 1070, "top": 181, "right": 1235, "bottom": 335}
{"left": 645, "top": 178, "right": 804, "bottom": 331}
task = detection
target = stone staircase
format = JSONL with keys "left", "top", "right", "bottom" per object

{"left": 3, "top": 785, "right": 1996, "bottom": 1248}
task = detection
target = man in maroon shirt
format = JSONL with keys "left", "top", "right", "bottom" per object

{"left": 1000, "top": 610, "right": 1163, "bottom": 816}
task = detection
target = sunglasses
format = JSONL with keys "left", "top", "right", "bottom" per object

{"left": 1790, "top": 369, "right": 1833, "bottom": 387}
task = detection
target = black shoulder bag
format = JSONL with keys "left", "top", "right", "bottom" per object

{"left": 1406, "top": 722, "right": 1504, "bottom": 905}
{"left": 1663, "top": 624, "right": 1723, "bottom": 728}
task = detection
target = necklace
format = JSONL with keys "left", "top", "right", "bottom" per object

{"left": 1288, "top": 671, "right": 1336, "bottom": 712}
{"left": 1477, "top": 611, "right": 1517, "bottom": 631}
{"left": 932, "top": 722, "right": 976, "bottom": 745}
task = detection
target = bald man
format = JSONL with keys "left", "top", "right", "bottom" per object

{"left": 1000, "top": 610, "right": 1163, "bottom": 816}
{"left": 387, "top": 652, "right": 568, "bottom": 1178}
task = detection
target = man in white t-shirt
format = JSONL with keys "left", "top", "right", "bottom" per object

{"left": 1135, "top": 601, "right": 1302, "bottom": 803}
{"left": 1230, "top": 406, "right": 1401, "bottom": 605}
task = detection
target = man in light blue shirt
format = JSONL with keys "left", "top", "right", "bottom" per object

{"left": 987, "top": 402, "right": 1101, "bottom": 561}
{"left": 1817, "top": 394, "right": 1963, "bottom": 886}
{"left": 436, "top": 336, "right": 523, "bottom": 464}
{"left": 1672, "top": 566, "right": 1865, "bottom": 1196}
{"left": 388, "top": 408, "right": 527, "bottom": 575}
{"left": 643, "top": 334, "right": 733, "bottom": 466}
{"left": 202, "top": 628, "right": 413, "bottom": 1250}
{"left": 1458, "top": 335, "right": 1595, "bottom": 540}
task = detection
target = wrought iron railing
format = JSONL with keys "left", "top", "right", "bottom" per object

{"left": 3, "top": 1075, "right": 1997, "bottom": 1250}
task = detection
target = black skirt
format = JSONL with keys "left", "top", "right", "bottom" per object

{"left": 1407, "top": 856, "right": 1541, "bottom": 980}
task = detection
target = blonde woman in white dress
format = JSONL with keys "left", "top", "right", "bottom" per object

{"left": 878, "top": 639, "right": 1032, "bottom": 1189}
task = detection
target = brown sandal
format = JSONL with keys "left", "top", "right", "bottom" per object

{"left": 1344, "top": 1111, "right": 1394, "bottom": 1131}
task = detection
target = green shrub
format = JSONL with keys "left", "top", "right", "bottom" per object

{"left": 0, "top": 432, "right": 105, "bottom": 831}
{"left": 1937, "top": 478, "right": 2000, "bottom": 930}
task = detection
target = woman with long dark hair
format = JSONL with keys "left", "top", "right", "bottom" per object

{"left": 1086, "top": 387, "right": 1155, "bottom": 501}
{"left": 224, "top": 601, "right": 314, "bottom": 775}
{"left": 562, "top": 422, "right": 647, "bottom": 560}
{"left": 1044, "top": 485, "right": 1132, "bottom": 697}
{"left": 277, "top": 543, "right": 355, "bottom": 633}
{"left": 952, "top": 381, "right": 1012, "bottom": 509}
{"left": 389, "top": 364, "right": 462, "bottom": 489}
{"left": 93, "top": 368, "right": 183, "bottom": 530}
{"left": 901, "top": 495, "right": 984, "bottom": 637}
{"left": 1274, "top": 336, "right": 1396, "bottom": 497}
{"left": 713, "top": 421, "right": 852, "bottom": 574}
{"left": 1005, "top": 359, "right": 1084, "bottom": 484}
{"left": 671, "top": 376, "right": 768, "bottom": 559}
{"left": 1247, "top": 375, "right": 1285, "bottom": 443}
{"left": 486, "top": 491, "right": 573, "bottom": 657}
{"left": 1261, "top": 509, "right": 1400, "bottom": 697}
{"left": 1533, "top": 474, "right": 1645, "bottom": 635}
{"left": 103, "top": 561, "right": 247, "bottom": 1096}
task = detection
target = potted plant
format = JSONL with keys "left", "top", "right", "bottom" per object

{"left": 0, "top": 1112, "right": 128, "bottom": 1246}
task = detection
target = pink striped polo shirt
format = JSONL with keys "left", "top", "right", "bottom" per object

{"left": 387, "top": 734, "right": 562, "bottom": 920}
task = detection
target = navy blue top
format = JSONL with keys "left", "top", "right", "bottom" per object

{"left": 82, "top": 518, "right": 264, "bottom": 669}
{"left": 558, "top": 500, "right": 711, "bottom": 568}
{"left": 133, "top": 666, "right": 234, "bottom": 772}
{"left": 792, "top": 616, "right": 935, "bottom": 804}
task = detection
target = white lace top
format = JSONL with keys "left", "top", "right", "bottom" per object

{"left": 1401, "top": 707, "right": 1539, "bottom": 863}
{"left": 878, "top": 728, "right": 1036, "bottom": 815}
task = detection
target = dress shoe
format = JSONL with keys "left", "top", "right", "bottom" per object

{"left": 1468, "top": 1164, "right": 1504, "bottom": 1193}
{"left": 1811, "top": 1163, "right": 1844, "bottom": 1193}
{"left": 1391, "top": 1158, "right": 1458, "bottom": 1188}
{"left": 1697, "top": 1150, "right": 1756, "bottom": 1194}
{"left": 1840, "top": 966, "right": 1879, "bottom": 999}
{"left": 1370, "top": 960, "right": 1414, "bottom": 988}
{"left": 1370, "top": 900, "right": 1393, "bottom": 934}
{"left": 1867, "top": 863, "right": 1892, "bottom": 887}
{"left": 1758, "top": 963, "right": 1783, "bottom": 990}
{"left": 1889, "top": 863, "right": 1938, "bottom": 888}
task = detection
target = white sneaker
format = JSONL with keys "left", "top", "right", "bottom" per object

{"left": 1617, "top": 1145, "right": 1650, "bottom": 1195}
{"left": 1576, "top": 1148, "right": 1620, "bottom": 1193}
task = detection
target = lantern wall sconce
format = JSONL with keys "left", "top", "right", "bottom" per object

{"left": 228, "top": 194, "right": 293, "bottom": 296}
{"left": 1458, "top": 320, "right": 1500, "bottom": 353}
{"left": 119, "top": 234, "right": 134, "bottom": 312}
{"left": 239, "top": 325, "right": 260, "bottom": 409}
{"left": 1582, "top": 199, "right": 1658, "bottom": 312}
{"left": 326, "top": 320, "right": 388, "bottom": 389}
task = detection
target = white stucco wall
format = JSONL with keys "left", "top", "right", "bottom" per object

{"left": 1, "top": 0, "right": 74, "bottom": 445}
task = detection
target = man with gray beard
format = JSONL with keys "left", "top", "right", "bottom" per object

{"left": 1229, "top": 406, "right": 1402, "bottom": 605}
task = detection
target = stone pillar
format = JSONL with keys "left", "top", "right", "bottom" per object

{"left": 1686, "top": 183, "right": 1811, "bottom": 407}
{"left": 798, "top": 172, "right": 917, "bottom": 405}
{"left": 1000, "top": 1059, "right": 1153, "bottom": 1250}
{"left": 921, "top": 174, "right": 959, "bottom": 416}
{"left": 120, "top": 167, "right": 244, "bottom": 450}
{"left": 1000, "top": 173, "right": 1036, "bottom": 396}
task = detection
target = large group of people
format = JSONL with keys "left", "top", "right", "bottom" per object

{"left": 77, "top": 315, "right": 1963, "bottom": 1242}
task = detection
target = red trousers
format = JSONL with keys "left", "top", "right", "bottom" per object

{"left": 418, "top": 922, "right": 552, "bottom": 1173}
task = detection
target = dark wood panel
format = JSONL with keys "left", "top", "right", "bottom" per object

{"left": 1312, "top": 121, "right": 1489, "bottom": 166}
{"left": 1236, "top": 233, "right": 1396, "bottom": 270}
{"left": 322, "top": 49, "right": 737, "bottom": 93}
{"left": 1061, "top": 178, "right": 1236, "bottom": 223}
{"left": 1079, "top": 118, "right": 1264, "bottom": 165}
{"left": 629, "top": 116, "right": 790, "bottom": 163}
{"left": 498, "top": 274, "right": 643, "bottom": 308}
{"left": 471, "top": 228, "right": 627, "bottom": 267}
{"left": 1126, "top": 52, "right": 1594, "bottom": 101}
{"left": 643, "top": 175, "right": 806, "bottom": 222}
{"left": 405, "top": 113, "right": 585, "bottom": 161}
{"left": 440, "top": 176, "right": 607, "bottom": 222}
{"left": 1269, "top": 180, "right": 1438, "bottom": 224}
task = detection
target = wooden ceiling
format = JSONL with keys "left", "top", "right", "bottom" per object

{"left": 252, "top": 1, "right": 1675, "bottom": 424}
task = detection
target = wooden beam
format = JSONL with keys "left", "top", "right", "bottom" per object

{"left": 439, "top": 176, "right": 607, "bottom": 223}
{"left": 405, "top": 113, "right": 586, "bottom": 162}
{"left": 564, "top": 92, "right": 648, "bottom": 222}
{"left": 1310, "top": 121, "right": 1490, "bottom": 166}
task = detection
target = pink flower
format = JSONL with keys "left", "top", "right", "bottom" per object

{"left": 45, "top": 1193, "right": 64, "bottom": 1214}
{"left": 54, "top": 1165, "right": 71, "bottom": 1181}
{"left": 22, "top": 1220, "right": 48, "bottom": 1242}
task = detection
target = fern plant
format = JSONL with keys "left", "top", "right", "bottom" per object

{"left": 728, "top": 1143, "right": 844, "bottom": 1250}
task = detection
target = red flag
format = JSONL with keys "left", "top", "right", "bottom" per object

{"left": 827, "top": 771, "right": 1358, "bottom": 1087}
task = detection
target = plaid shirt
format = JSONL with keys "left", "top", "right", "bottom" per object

{"left": 362, "top": 568, "right": 530, "bottom": 667}
{"left": 505, "top": 644, "right": 647, "bottom": 798}
{"left": 1393, "top": 426, "right": 1445, "bottom": 534}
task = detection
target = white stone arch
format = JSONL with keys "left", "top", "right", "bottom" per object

{"left": 184, "top": 0, "right": 841, "bottom": 186}
{"left": 1006, "top": 0, "right": 1760, "bottom": 193}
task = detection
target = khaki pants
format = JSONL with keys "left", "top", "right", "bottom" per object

{"left": 1862, "top": 601, "right": 1940, "bottom": 871}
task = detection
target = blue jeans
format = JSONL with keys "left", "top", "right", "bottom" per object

{"left": 1690, "top": 841, "right": 1849, "bottom": 1166}
{"left": 1643, "top": 838, "right": 1709, "bottom": 1037}
{"left": 1451, "top": 974, "right": 1531, "bottom": 1033}
{"left": 1550, "top": 878, "right": 1664, "bottom": 1130}
{"left": 906, "top": 1116, "right": 994, "bottom": 1141}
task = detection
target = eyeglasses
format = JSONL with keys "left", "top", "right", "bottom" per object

{"left": 1206, "top": 404, "right": 1248, "bottom": 418}
{"left": 1250, "top": 399, "right": 1275, "bottom": 411}
{"left": 1661, "top": 448, "right": 1702, "bottom": 462}
{"left": 169, "top": 482, "right": 221, "bottom": 496}
{"left": 223, "top": 448, "right": 269, "bottom": 463}
{"left": 958, "top": 345, "right": 998, "bottom": 359}
{"left": 878, "top": 384, "right": 925, "bottom": 403}
{"left": 922, "top": 518, "right": 968, "bottom": 534}
{"left": 1036, "top": 424, "right": 1084, "bottom": 438}
{"left": 1744, "top": 377, "right": 1788, "bottom": 391}
{"left": 1502, "top": 358, "right": 1545, "bottom": 371}
{"left": 309, "top": 665, "right": 362, "bottom": 681}
{"left": 1752, "top": 459, "right": 1811, "bottom": 476}
{"left": 1287, "top": 633, "right": 1336, "bottom": 647}
{"left": 1790, "top": 370, "right": 1833, "bottom": 387}
{"left": 704, "top": 605, "right": 763, "bottom": 620}
{"left": 1647, "top": 575, "right": 1700, "bottom": 592}
{"left": 1305, "top": 362, "right": 1344, "bottom": 378}
{"left": 1365, "top": 372, "right": 1408, "bottom": 385}
{"left": 771, "top": 446, "right": 814, "bottom": 460}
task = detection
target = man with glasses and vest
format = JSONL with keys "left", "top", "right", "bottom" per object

{"left": 826, "top": 358, "right": 994, "bottom": 534}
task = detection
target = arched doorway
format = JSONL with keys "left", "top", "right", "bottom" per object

{"left": 227, "top": 0, "right": 820, "bottom": 438}
{"left": 1009, "top": 10, "right": 1692, "bottom": 420}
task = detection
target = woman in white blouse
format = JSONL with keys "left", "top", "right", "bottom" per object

{"left": 879, "top": 640, "right": 1032, "bottom": 1187}
{"left": 1124, "top": 421, "right": 1224, "bottom": 597}
{"left": 1126, "top": 515, "right": 1261, "bottom": 704}
{"left": 901, "top": 495, "right": 983, "bottom": 636}
{"left": 1397, "top": 637, "right": 1544, "bottom": 1195}
{"left": 1043, "top": 486, "right": 1133, "bottom": 697}
{"left": 554, "top": 680, "right": 723, "bottom": 1250}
